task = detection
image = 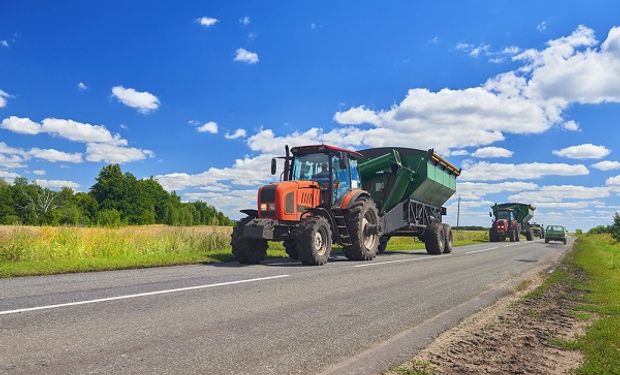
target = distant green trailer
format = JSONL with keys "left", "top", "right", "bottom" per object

{"left": 358, "top": 148, "right": 460, "bottom": 253}
{"left": 490, "top": 202, "right": 536, "bottom": 242}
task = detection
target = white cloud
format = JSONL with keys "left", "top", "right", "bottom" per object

{"left": 456, "top": 181, "right": 538, "bottom": 201}
{"left": 0, "top": 170, "right": 19, "bottom": 182}
{"left": 32, "top": 169, "right": 46, "bottom": 176}
{"left": 537, "top": 21, "right": 547, "bottom": 31}
{"left": 592, "top": 160, "right": 620, "bottom": 171}
{"left": 460, "top": 161, "right": 589, "bottom": 181}
{"left": 0, "top": 89, "right": 11, "bottom": 107}
{"left": 606, "top": 175, "right": 620, "bottom": 186}
{"left": 34, "top": 179, "right": 80, "bottom": 190}
{"left": 0, "top": 40, "right": 8, "bottom": 47}
{"left": 225, "top": 128, "right": 247, "bottom": 139}
{"left": 111, "top": 86, "right": 160, "bottom": 113}
{"left": 450, "top": 150, "right": 470, "bottom": 156}
{"left": 234, "top": 48, "right": 259, "bottom": 64}
{"left": 471, "top": 146, "right": 513, "bottom": 158}
{"left": 27, "top": 148, "right": 82, "bottom": 163}
{"left": 0, "top": 153, "right": 25, "bottom": 168}
{"left": 197, "top": 121, "right": 218, "bottom": 134}
{"left": 197, "top": 17, "right": 218, "bottom": 27}
{"left": 333, "top": 106, "right": 380, "bottom": 126}
{"left": 553, "top": 144, "right": 610, "bottom": 159}
{"left": 509, "top": 185, "right": 610, "bottom": 202}
{"left": 239, "top": 16, "right": 250, "bottom": 25}
{"left": 78, "top": 82, "right": 87, "bottom": 90}
{"left": 86, "top": 143, "right": 155, "bottom": 164}
{"left": 0, "top": 116, "right": 41, "bottom": 134}
{"left": 562, "top": 120, "right": 580, "bottom": 131}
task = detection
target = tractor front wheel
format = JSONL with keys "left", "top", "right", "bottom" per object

{"left": 297, "top": 216, "right": 332, "bottom": 265}
{"left": 442, "top": 223, "right": 453, "bottom": 253}
{"left": 231, "top": 217, "right": 268, "bottom": 264}
{"left": 283, "top": 239, "right": 298, "bottom": 259}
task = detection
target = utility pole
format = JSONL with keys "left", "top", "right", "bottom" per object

{"left": 456, "top": 196, "right": 461, "bottom": 230}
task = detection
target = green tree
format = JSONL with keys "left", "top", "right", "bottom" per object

{"left": 612, "top": 212, "right": 620, "bottom": 242}
{"left": 97, "top": 209, "right": 122, "bottom": 227}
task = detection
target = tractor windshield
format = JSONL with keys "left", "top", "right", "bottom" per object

{"left": 496, "top": 210, "right": 511, "bottom": 220}
{"left": 291, "top": 153, "right": 330, "bottom": 187}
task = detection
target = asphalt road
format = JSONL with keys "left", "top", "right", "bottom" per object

{"left": 0, "top": 238, "right": 570, "bottom": 375}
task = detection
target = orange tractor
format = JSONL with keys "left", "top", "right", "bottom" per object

{"left": 232, "top": 144, "right": 460, "bottom": 265}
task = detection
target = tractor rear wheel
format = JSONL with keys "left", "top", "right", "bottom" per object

{"left": 297, "top": 216, "right": 332, "bottom": 265}
{"left": 343, "top": 198, "right": 379, "bottom": 261}
{"left": 424, "top": 222, "right": 445, "bottom": 255}
{"left": 442, "top": 223, "right": 453, "bottom": 253}
{"left": 283, "top": 239, "right": 298, "bottom": 259}
{"left": 231, "top": 216, "right": 268, "bottom": 264}
{"left": 526, "top": 230, "right": 533, "bottom": 241}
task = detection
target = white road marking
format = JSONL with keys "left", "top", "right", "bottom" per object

{"left": 353, "top": 256, "right": 445, "bottom": 268}
{"left": 466, "top": 246, "right": 499, "bottom": 254}
{"left": 0, "top": 274, "right": 290, "bottom": 316}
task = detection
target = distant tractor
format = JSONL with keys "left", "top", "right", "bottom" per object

{"left": 489, "top": 203, "right": 536, "bottom": 242}
{"left": 529, "top": 222, "right": 544, "bottom": 239}
{"left": 231, "top": 145, "right": 461, "bottom": 265}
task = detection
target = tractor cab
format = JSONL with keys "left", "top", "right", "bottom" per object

{"left": 271, "top": 144, "right": 363, "bottom": 207}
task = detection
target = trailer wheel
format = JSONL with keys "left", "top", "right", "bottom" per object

{"left": 231, "top": 217, "right": 268, "bottom": 264}
{"left": 424, "top": 222, "right": 445, "bottom": 255}
{"left": 283, "top": 239, "right": 299, "bottom": 259}
{"left": 442, "top": 223, "right": 453, "bottom": 253}
{"left": 377, "top": 236, "right": 390, "bottom": 254}
{"left": 525, "top": 230, "right": 534, "bottom": 241}
{"left": 343, "top": 198, "right": 379, "bottom": 261}
{"left": 488, "top": 229, "right": 495, "bottom": 243}
{"left": 297, "top": 216, "right": 332, "bottom": 265}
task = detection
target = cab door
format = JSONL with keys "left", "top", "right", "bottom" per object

{"left": 331, "top": 152, "right": 351, "bottom": 206}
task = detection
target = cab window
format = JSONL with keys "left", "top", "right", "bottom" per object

{"left": 331, "top": 153, "right": 351, "bottom": 204}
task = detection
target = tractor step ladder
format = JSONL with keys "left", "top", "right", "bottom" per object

{"left": 332, "top": 209, "right": 352, "bottom": 246}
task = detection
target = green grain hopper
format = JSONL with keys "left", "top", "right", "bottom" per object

{"left": 357, "top": 148, "right": 461, "bottom": 253}
{"left": 358, "top": 148, "right": 460, "bottom": 214}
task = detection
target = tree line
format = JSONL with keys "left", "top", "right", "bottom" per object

{"left": 0, "top": 164, "right": 234, "bottom": 226}
{"left": 587, "top": 213, "right": 620, "bottom": 242}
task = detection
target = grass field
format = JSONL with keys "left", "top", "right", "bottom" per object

{"left": 0, "top": 225, "right": 488, "bottom": 277}
{"left": 563, "top": 234, "right": 620, "bottom": 374}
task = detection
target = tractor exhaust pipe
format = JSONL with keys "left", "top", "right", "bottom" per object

{"left": 284, "top": 145, "right": 290, "bottom": 181}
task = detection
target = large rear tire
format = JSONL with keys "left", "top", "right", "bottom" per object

{"left": 442, "top": 223, "right": 453, "bottom": 253}
{"left": 297, "top": 216, "right": 332, "bottom": 265}
{"left": 424, "top": 222, "right": 445, "bottom": 255}
{"left": 231, "top": 217, "right": 268, "bottom": 264}
{"left": 283, "top": 239, "right": 298, "bottom": 259}
{"left": 343, "top": 198, "right": 379, "bottom": 261}
{"left": 526, "top": 230, "right": 533, "bottom": 241}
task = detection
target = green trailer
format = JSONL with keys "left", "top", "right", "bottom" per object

{"left": 358, "top": 148, "right": 461, "bottom": 254}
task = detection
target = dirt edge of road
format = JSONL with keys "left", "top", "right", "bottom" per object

{"left": 387, "top": 245, "right": 587, "bottom": 375}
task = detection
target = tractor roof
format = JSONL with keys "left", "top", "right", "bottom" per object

{"left": 290, "top": 144, "right": 364, "bottom": 159}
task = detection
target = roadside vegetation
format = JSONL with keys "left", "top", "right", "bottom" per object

{"left": 0, "top": 164, "right": 233, "bottom": 227}
{"left": 0, "top": 226, "right": 488, "bottom": 277}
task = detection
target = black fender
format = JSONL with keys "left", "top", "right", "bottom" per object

{"left": 240, "top": 209, "right": 258, "bottom": 218}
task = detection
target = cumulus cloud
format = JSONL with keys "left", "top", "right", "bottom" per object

{"left": 0, "top": 89, "right": 11, "bottom": 107}
{"left": 78, "top": 82, "right": 87, "bottom": 90}
{"left": 450, "top": 150, "right": 470, "bottom": 156}
{"left": 111, "top": 86, "right": 160, "bottom": 113}
{"left": 239, "top": 16, "right": 250, "bottom": 25}
{"left": 471, "top": 146, "right": 513, "bottom": 158}
{"left": 225, "top": 128, "right": 247, "bottom": 139}
{"left": 34, "top": 179, "right": 80, "bottom": 190}
{"left": 606, "top": 175, "right": 620, "bottom": 186}
{"left": 537, "top": 21, "right": 547, "bottom": 32}
{"left": 234, "top": 48, "right": 259, "bottom": 64}
{"left": 197, "top": 121, "right": 218, "bottom": 134}
{"left": 27, "top": 148, "right": 82, "bottom": 163}
{"left": 460, "top": 161, "right": 589, "bottom": 181}
{"left": 562, "top": 120, "right": 580, "bottom": 131}
{"left": 509, "top": 185, "right": 610, "bottom": 202}
{"left": 32, "top": 169, "right": 46, "bottom": 176}
{"left": 0, "top": 170, "right": 20, "bottom": 182}
{"left": 552, "top": 144, "right": 610, "bottom": 159}
{"left": 592, "top": 160, "right": 620, "bottom": 171}
{"left": 197, "top": 17, "right": 219, "bottom": 27}
{"left": 456, "top": 181, "right": 538, "bottom": 201}
{"left": 86, "top": 143, "right": 154, "bottom": 164}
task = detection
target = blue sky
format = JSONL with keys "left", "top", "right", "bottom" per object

{"left": 2, "top": 0, "right": 620, "bottom": 230}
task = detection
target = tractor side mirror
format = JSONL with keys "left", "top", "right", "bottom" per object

{"left": 271, "top": 158, "right": 277, "bottom": 175}
{"left": 339, "top": 152, "right": 348, "bottom": 169}
{"left": 489, "top": 212, "right": 492, "bottom": 217}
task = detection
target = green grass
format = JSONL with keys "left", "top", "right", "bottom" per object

{"left": 390, "top": 360, "right": 435, "bottom": 375}
{"left": 0, "top": 225, "right": 487, "bottom": 278}
{"left": 567, "top": 234, "right": 620, "bottom": 375}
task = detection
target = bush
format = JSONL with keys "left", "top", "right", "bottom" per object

{"left": 575, "top": 229, "right": 583, "bottom": 235}
{"left": 97, "top": 209, "right": 122, "bottom": 227}
{"left": 612, "top": 212, "right": 620, "bottom": 242}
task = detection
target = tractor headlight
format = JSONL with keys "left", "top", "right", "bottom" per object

{"left": 260, "top": 203, "right": 275, "bottom": 211}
